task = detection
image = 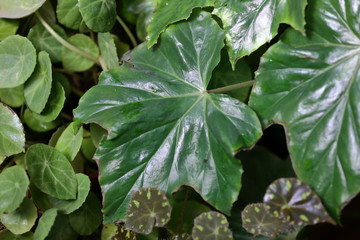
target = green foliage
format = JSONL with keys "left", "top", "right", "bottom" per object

{"left": 56, "top": 0, "right": 83, "bottom": 30}
{"left": 0, "top": 19, "right": 19, "bottom": 40}
{"left": 33, "top": 208, "right": 58, "bottom": 240}
{"left": 55, "top": 122, "right": 84, "bottom": 161}
{"left": 192, "top": 211, "right": 233, "bottom": 240}
{"left": 0, "top": 0, "right": 46, "bottom": 18}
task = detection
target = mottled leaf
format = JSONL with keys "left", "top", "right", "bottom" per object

{"left": 0, "top": 0, "right": 46, "bottom": 18}
{"left": 98, "top": 32, "right": 119, "bottom": 69}
{"left": 55, "top": 123, "right": 84, "bottom": 161}
{"left": 33, "top": 208, "right": 57, "bottom": 240}
{"left": 101, "top": 223, "right": 136, "bottom": 240}
{"left": 172, "top": 233, "right": 192, "bottom": 240}
{"left": 192, "top": 211, "right": 233, "bottom": 240}
{"left": 56, "top": 0, "right": 82, "bottom": 30}
{"left": 0, "top": 19, "right": 19, "bottom": 40}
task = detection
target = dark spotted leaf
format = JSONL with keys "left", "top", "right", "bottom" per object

{"left": 101, "top": 224, "right": 136, "bottom": 240}
{"left": 125, "top": 188, "right": 171, "bottom": 235}
{"left": 192, "top": 211, "right": 233, "bottom": 240}
{"left": 241, "top": 203, "right": 292, "bottom": 238}
{"left": 263, "top": 178, "right": 335, "bottom": 226}
{"left": 172, "top": 233, "right": 192, "bottom": 240}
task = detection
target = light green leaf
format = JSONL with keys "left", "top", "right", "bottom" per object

{"left": 27, "top": 23, "right": 67, "bottom": 63}
{"left": 25, "top": 144, "right": 77, "bottom": 199}
{"left": 0, "top": 19, "right": 19, "bottom": 40}
{"left": 78, "top": 0, "right": 116, "bottom": 32}
{"left": 0, "top": 166, "right": 29, "bottom": 213}
{"left": 213, "top": 0, "right": 307, "bottom": 66}
{"left": 23, "top": 108, "right": 61, "bottom": 132}
{"left": 146, "top": 0, "right": 215, "bottom": 47}
{"left": 61, "top": 34, "right": 99, "bottom": 72}
{"left": 0, "top": 0, "right": 46, "bottom": 18}
{"left": 55, "top": 122, "right": 83, "bottom": 161}
{"left": 0, "top": 35, "right": 36, "bottom": 88}
{"left": 24, "top": 51, "right": 53, "bottom": 114}
{"left": 0, "top": 103, "right": 25, "bottom": 158}
{"left": 0, "top": 198, "right": 37, "bottom": 235}
{"left": 0, "top": 85, "right": 24, "bottom": 108}
{"left": 98, "top": 32, "right": 119, "bottom": 69}
{"left": 248, "top": 0, "right": 360, "bottom": 221}
{"left": 33, "top": 208, "right": 57, "bottom": 240}
{"left": 69, "top": 192, "right": 102, "bottom": 236}
{"left": 56, "top": 0, "right": 83, "bottom": 30}
{"left": 74, "top": 11, "right": 262, "bottom": 223}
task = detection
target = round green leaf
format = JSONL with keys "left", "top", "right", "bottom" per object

{"left": 0, "top": 103, "right": 25, "bottom": 158}
{"left": 0, "top": 198, "right": 37, "bottom": 235}
{"left": 241, "top": 203, "right": 292, "bottom": 238}
{"left": 146, "top": 0, "right": 214, "bottom": 47}
{"left": 78, "top": 0, "right": 116, "bottom": 32}
{"left": 23, "top": 108, "right": 60, "bottom": 132}
{"left": 45, "top": 214, "right": 78, "bottom": 240}
{"left": 55, "top": 122, "right": 83, "bottom": 161}
{"left": 69, "top": 192, "right": 102, "bottom": 236}
{"left": 101, "top": 224, "right": 136, "bottom": 240}
{"left": 74, "top": 10, "right": 262, "bottom": 223}
{"left": 32, "top": 80, "right": 65, "bottom": 122}
{"left": 125, "top": 188, "right": 172, "bottom": 234}
{"left": 0, "top": 85, "right": 24, "bottom": 108}
{"left": 248, "top": 0, "right": 360, "bottom": 221}
{"left": 27, "top": 23, "right": 67, "bottom": 63}
{"left": 0, "top": 18, "right": 19, "bottom": 40}
{"left": 213, "top": 0, "right": 307, "bottom": 66}
{"left": 263, "top": 178, "right": 335, "bottom": 226}
{"left": 33, "top": 208, "right": 58, "bottom": 240}
{"left": 0, "top": 166, "right": 29, "bottom": 213}
{"left": 0, "top": 230, "right": 33, "bottom": 240}
{"left": 192, "top": 211, "right": 233, "bottom": 240}
{"left": 0, "top": 35, "right": 36, "bottom": 88}
{"left": 25, "top": 144, "right": 77, "bottom": 200}
{"left": 56, "top": 0, "right": 83, "bottom": 30}
{"left": 0, "top": 0, "right": 46, "bottom": 18}
{"left": 61, "top": 34, "right": 99, "bottom": 72}
{"left": 24, "top": 51, "right": 53, "bottom": 114}
{"left": 98, "top": 32, "right": 119, "bottom": 69}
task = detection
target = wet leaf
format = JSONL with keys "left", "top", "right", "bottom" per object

{"left": 192, "top": 211, "right": 233, "bottom": 240}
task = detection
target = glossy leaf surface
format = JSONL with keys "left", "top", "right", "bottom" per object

{"left": 0, "top": 35, "right": 36, "bottom": 88}
{"left": 192, "top": 211, "right": 233, "bottom": 240}
{"left": 213, "top": 0, "right": 307, "bottom": 66}
{"left": 146, "top": 0, "right": 215, "bottom": 47}
{"left": 0, "top": 85, "right": 24, "bottom": 108}
{"left": 0, "top": 0, "right": 46, "bottom": 18}
{"left": 55, "top": 123, "right": 84, "bottom": 161}
{"left": 23, "top": 108, "right": 60, "bottom": 132}
{"left": 56, "top": 0, "right": 82, "bottom": 30}
{"left": 25, "top": 144, "right": 77, "bottom": 199}
{"left": 74, "top": 11, "right": 262, "bottom": 223}
{"left": 33, "top": 208, "right": 57, "bottom": 240}
{"left": 248, "top": 0, "right": 360, "bottom": 220}
{"left": 78, "top": 0, "right": 116, "bottom": 32}
{"left": 125, "top": 188, "right": 171, "bottom": 234}
{"left": 0, "top": 103, "right": 25, "bottom": 158}
{"left": 24, "top": 51, "right": 53, "bottom": 114}
{"left": 264, "top": 178, "right": 335, "bottom": 225}
{"left": 0, "top": 166, "right": 29, "bottom": 213}
{"left": 0, "top": 19, "right": 19, "bottom": 40}
{"left": 98, "top": 32, "right": 119, "bottom": 69}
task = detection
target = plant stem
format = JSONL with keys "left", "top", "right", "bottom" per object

{"left": 116, "top": 15, "right": 137, "bottom": 48}
{"left": 71, "top": 87, "right": 85, "bottom": 97}
{"left": 98, "top": 56, "right": 108, "bottom": 71}
{"left": 207, "top": 80, "right": 255, "bottom": 94}
{"left": 36, "top": 12, "right": 100, "bottom": 65}
{"left": 60, "top": 112, "right": 73, "bottom": 121}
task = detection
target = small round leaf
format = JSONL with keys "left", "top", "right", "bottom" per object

{"left": 263, "top": 178, "right": 336, "bottom": 226}
{"left": 0, "top": 166, "right": 29, "bottom": 213}
{"left": 33, "top": 208, "right": 57, "bottom": 240}
{"left": 0, "top": 0, "right": 46, "bottom": 18}
{"left": 192, "top": 211, "right": 233, "bottom": 240}
{"left": 25, "top": 144, "right": 77, "bottom": 200}
{"left": 125, "top": 188, "right": 172, "bottom": 234}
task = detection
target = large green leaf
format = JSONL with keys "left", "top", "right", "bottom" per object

{"left": 0, "top": 19, "right": 19, "bottom": 40}
{"left": 0, "top": 0, "right": 46, "bottom": 18}
{"left": 213, "top": 0, "right": 307, "bottom": 66}
{"left": 248, "top": 0, "right": 360, "bottom": 221}
{"left": 78, "top": 0, "right": 116, "bottom": 32}
{"left": 0, "top": 103, "right": 25, "bottom": 158}
{"left": 75, "top": 11, "right": 262, "bottom": 223}
{"left": 0, "top": 166, "right": 29, "bottom": 213}
{"left": 146, "top": 0, "right": 215, "bottom": 47}
{"left": 0, "top": 35, "right": 36, "bottom": 88}
{"left": 56, "top": 0, "right": 83, "bottom": 30}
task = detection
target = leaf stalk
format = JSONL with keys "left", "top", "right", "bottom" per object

{"left": 116, "top": 15, "right": 137, "bottom": 48}
{"left": 207, "top": 80, "right": 255, "bottom": 94}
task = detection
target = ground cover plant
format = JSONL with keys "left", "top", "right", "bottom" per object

{"left": 0, "top": 0, "right": 359, "bottom": 239}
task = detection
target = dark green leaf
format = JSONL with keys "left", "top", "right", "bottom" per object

{"left": 0, "top": 166, "right": 29, "bottom": 213}
{"left": 0, "top": 103, "right": 25, "bottom": 158}
{"left": 45, "top": 214, "right": 78, "bottom": 240}
{"left": 0, "top": 198, "right": 37, "bottom": 235}
{"left": 98, "top": 32, "right": 119, "bottom": 69}
{"left": 0, "top": 0, "right": 46, "bottom": 18}
{"left": 146, "top": 0, "right": 215, "bottom": 47}
{"left": 74, "top": 11, "right": 262, "bottom": 223}
{"left": 55, "top": 123, "right": 84, "bottom": 161}
{"left": 33, "top": 208, "right": 58, "bottom": 240}
{"left": 0, "top": 230, "right": 33, "bottom": 240}
{"left": 0, "top": 35, "right": 36, "bottom": 88}
{"left": 0, "top": 19, "right": 19, "bottom": 40}
{"left": 56, "top": 0, "right": 83, "bottom": 30}
{"left": 23, "top": 108, "right": 61, "bottom": 132}
{"left": 78, "top": 0, "right": 116, "bottom": 32}
{"left": 0, "top": 85, "right": 24, "bottom": 108}
{"left": 263, "top": 178, "right": 335, "bottom": 225}
{"left": 25, "top": 144, "right": 77, "bottom": 200}
{"left": 53, "top": 72, "right": 71, "bottom": 100}
{"left": 69, "top": 192, "right": 102, "bottom": 236}
{"left": 136, "top": 3, "right": 156, "bottom": 41}
{"left": 172, "top": 233, "right": 192, "bottom": 240}
{"left": 213, "top": 0, "right": 307, "bottom": 66}
{"left": 125, "top": 188, "right": 171, "bottom": 234}
{"left": 24, "top": 51, "right": 53, "bottom": 114}
{"left": 192, "top": 211, "right": 233, "bottom": 240}
{"left": 248, "top": 0, "right": 360, "bottom": 221}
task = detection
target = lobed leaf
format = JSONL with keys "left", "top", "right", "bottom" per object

{"left": 192, "top": 211, "right": 233, "bottom": 240}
